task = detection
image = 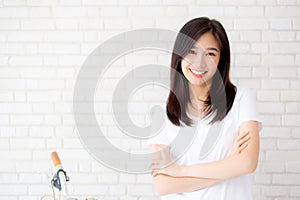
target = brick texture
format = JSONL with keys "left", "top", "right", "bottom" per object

{"left": 0, "top": 0, "right": 299, "bottom": 199}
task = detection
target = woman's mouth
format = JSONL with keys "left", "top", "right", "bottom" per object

{"left": 189, "top": 68, "right": 206, "bottom": 78}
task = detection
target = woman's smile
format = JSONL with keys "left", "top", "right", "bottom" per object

{"left": 189, "top": 68, "right": 207, "bottom": 78}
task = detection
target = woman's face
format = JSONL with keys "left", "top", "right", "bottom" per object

{"left": 181, "top": 32, "right": 220, "bottom": 88}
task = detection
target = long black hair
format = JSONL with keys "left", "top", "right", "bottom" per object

{"left": 166, "top": 17, "right": 236, "bottom": 126}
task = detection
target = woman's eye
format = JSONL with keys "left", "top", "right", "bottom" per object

{"left": 188, "top": 50, "right": 197, "bottom": 55}
{"left": 207, "top": 52, "right": 216, "bottom": 56}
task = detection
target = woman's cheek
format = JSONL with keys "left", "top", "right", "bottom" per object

{"left": 181, "top": 60, "right": 189, "bottom": 72}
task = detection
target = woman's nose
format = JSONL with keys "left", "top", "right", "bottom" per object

{"left": 192, "top": 54, "right": 206, "bottom": 69}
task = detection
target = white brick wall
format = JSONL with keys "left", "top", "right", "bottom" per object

{"left": 0, "top": 0, "right": 299, "bottom": 199}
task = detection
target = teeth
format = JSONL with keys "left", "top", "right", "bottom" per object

{"left": 190, "top": 69, "right": 205, "bottom": 75}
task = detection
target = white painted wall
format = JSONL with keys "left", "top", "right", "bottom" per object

{"left": 0, "top": 0, "right": 300, "bottom": 199}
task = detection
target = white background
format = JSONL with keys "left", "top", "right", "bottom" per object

{"left": 0, "top": 0, "right": 300, "bottom": 199}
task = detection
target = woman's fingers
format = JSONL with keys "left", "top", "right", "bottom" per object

{"left": 238, "top": 141, "right": 249, "bottom": 153}
{"left": 150, "top": 160, "right": 163, "bottom": 169}
{"left": 160, "top": 147, "right": 170, "bottom": 162}
{"left": 238, "top": 131, "right": 249, "bottom": 138}
{"left": 236, "top": 131, "right": 250, "bottom": 144}
{"left": 150, "top": 159, "right": 172, "bottom": 169}
{"left": 150, "top": 158, "right": 171, "bottom": 175}
{"left": 150, "top": 162, "right": 168, "bottom": 177}
{"left": 150, "top": 145, "right": 172, "bottom": 174}
{"left": 233, "top": 130, "right": 248, "bottom": 145}
{"left": 237, "top": 132, "right": 251, "bottom": 146}
{"left": 152, "top": 169, "right": 163, "bottom": 177}
{"left": 231, "top": 130, "right": 251, "bottom": 155}
{"left": 236, "top": 131, "right": 251, "bottom": 153}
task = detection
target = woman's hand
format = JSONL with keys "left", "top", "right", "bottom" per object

{"left": 230, "top": 129, "right": 251, "bottom": 155}
{"left": 150, "top": 146, "right": 186, "bottom": 178}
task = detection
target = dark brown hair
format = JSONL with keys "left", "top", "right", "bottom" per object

{"left": 166, "top": 17, "right": 236, "bottom": 126}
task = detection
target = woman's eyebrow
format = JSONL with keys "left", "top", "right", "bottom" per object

{"left": 207, "top": 47, "right": 219, "bottom": 52}
{"left": 191, "top": 45, "right": 219, "bottom": 52}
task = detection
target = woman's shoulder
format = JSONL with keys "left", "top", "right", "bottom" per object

{"left": 235, "top": 86, "right": 253, "bottom": 102}
{"left": 229, "top": 86, "right": 255, "bottom": 113}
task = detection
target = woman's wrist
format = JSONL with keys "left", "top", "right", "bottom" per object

{"left": 180, "top": 165, "right": 189, "bottom": 177}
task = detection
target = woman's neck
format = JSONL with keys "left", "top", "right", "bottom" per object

{"left": 187, "top": 83, "right": 210, "bottom": 118}
{"left": 189, "top": 83, "right": 209, "bottom": 102}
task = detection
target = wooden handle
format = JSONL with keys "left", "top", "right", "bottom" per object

{"left": 50, "top": 151, "right": 62, "bottom": 167}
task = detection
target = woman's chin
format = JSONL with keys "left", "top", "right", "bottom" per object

{"left": 189, "top": 80, "right": 207, "bottom": 87}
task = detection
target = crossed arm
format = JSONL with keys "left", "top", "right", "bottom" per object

{"left": 150, "top": 120, "right": 260, "bottom": 195}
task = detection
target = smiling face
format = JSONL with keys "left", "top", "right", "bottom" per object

{"left": 181, "top": 32, "right": 220, "bottom": 88}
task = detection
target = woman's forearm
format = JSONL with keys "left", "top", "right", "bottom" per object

{"left": 153, "top": 174, "right": 222, "bottom": 195}
{"left": 183, "top": 121, "right": 260, "bottom": 180}
{"left": 183, "top": 153, "right": 254, "bottom": 180}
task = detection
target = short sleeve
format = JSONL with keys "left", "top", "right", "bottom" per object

{"left": 146, "top": 109, "right": 182, "bottom": 147}
{"left": 238, "top": 88, "right": 262, "bottom": 131}
{"left": 147, "top": 119, "right": 171, "bottom": 146}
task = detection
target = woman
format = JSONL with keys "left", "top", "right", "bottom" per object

{"left": 149, "top": 17, "right": 262, "bottom": 199}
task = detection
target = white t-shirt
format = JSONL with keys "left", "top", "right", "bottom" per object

{"left": 148, "top": 87, "right": 262, "bottom": 200}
